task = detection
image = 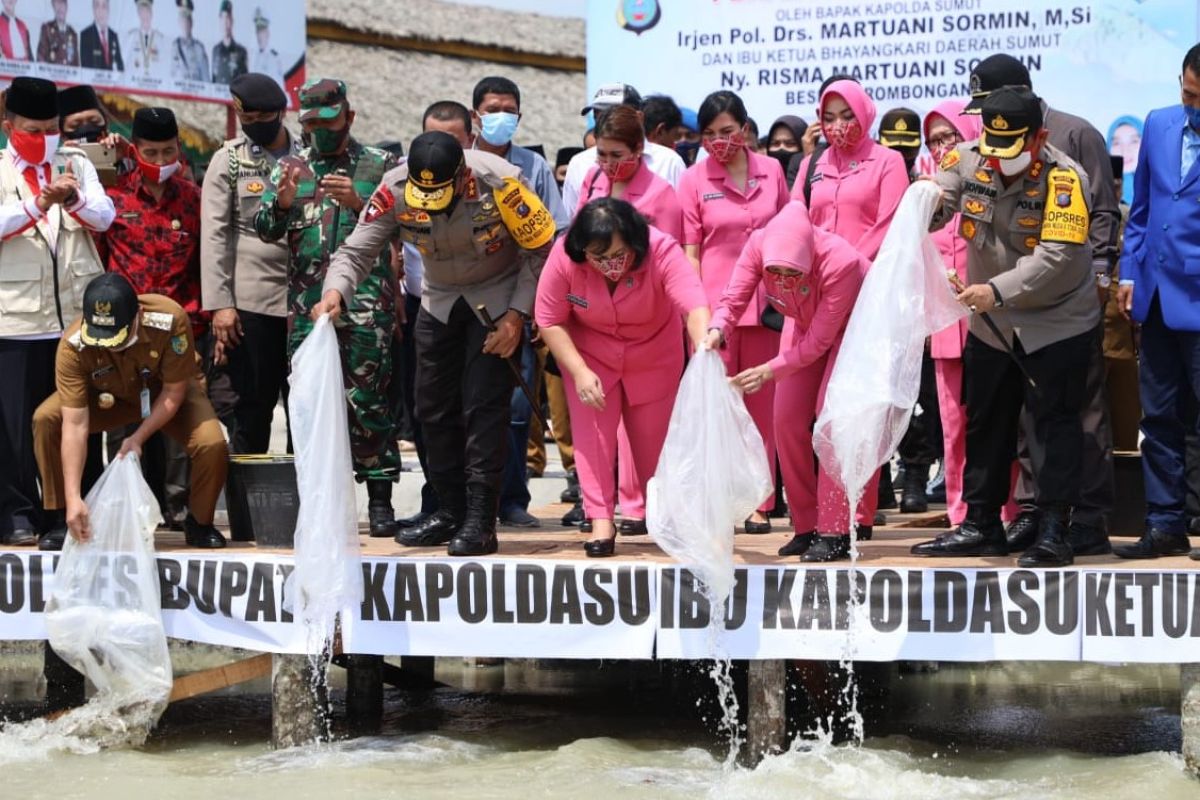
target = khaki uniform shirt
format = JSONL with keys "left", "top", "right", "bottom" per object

{"left": 200, "top": 132, "right": 300, "bottom": 317}
{"left": 56, "top": 294, "right": 199, "bottom": 411}
{"left": 323, "top": 149, "right": 554, "bottom": 324}
{"left": 932, "top": 142, "right": 1100, "bottom": 354}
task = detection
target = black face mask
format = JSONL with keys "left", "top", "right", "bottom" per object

{"left": 766, "top": 148, "right": 794, "bottom": 174}
{"left": 675, "top": 140, "right": 700, "bottom": 165}
{"left": 68, "top": 123, "right": 106, "bottom": 144}
{"left": 242, "top": 118, "right": 282, "bottom": 148}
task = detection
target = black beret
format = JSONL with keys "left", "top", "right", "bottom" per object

{"left": 58, "top": 85, "right": 102, "bottom": 119}
{"left": 6, "top": 77, "right": 58, "bottom": 121}
{"left": 229, "top": 72, "right": 287, "bottom": 113}
{"left": 132, "top": 107, "right": 179, "bottom": 142}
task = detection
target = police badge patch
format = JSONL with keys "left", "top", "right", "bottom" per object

{"left": 171, "top": 334, "right": 188, "bottom": 355}
{"left": 364, "top": 185, "right": 395, "bottom": 223}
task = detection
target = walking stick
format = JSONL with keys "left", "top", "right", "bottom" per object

{"left": 948, "top": 274, "right": 1038, "bottom": 390}
{"left": 476, "top": 304, "right": 548, "bottom": 432}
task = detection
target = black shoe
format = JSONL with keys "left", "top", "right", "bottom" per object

{"left": 1191, "top": 549, "right": 1200, "bottom": 561}
{"left": 560, "top": 471, "right": 581, "bottom": 504}
{"left": 447, "top": 490, "right": 499, "bottom": 556}
{"left": 367, "top": 479, "right": 400, "bottom": 538}
{"left": 801, "top": 534, "right": 852, "bottom": 562}
{"left": 500, "top": 508, "right": 541, "bottom": 528}
{"left": 778, "top": 531, "right": 816, "bottom": 556}
{"left": 561, "top": 502, "right": 585, "bottom": 527}
{"left": 856, "top": 525, "right": 872, "bottom": 542}
{"left": 584, "top": 537, "right": 615, "bottom": 558}
{"left": 397, "top": 509, "right": 462, "bottom": 546}
{"left": 1005, "top": 511, "right": 1041, "bottom": 552}
{"left": 184, "top": 514, "right": 227, "bottom": 549}
{"left": 1113, "top": 527, "right": 1191, "bottom": 559}
{"left": 2, "top": 525, "right": 37, "bottom": 546}
{"left": 1018, "top": 515, "right": 1074, "bottom": 567}
{"left": 911, "top": 518, "right": 1007, "bottom": 557}
{"left": 580, "top": 519, "right": 593, "bottom": 534}
{"left": 37, "top": 526, "right": 67, "bottom": 551}
{"left": 1190, "top": 517, "right": 1200, "bottom": 537}
{"left": 743, "top": 517, "right": 773, "bottom": 534}
{"left": 619, "top": 519, "right": 647, "bottom": 536}
{"left": 877, "top": 466, "right": 898, "bottom": 510}
{"left": 1068, "top": 521, "right": 1112, "bottom": 557}
{"left": 899, "top": 464, "right": 929, "bottom": 514}
{"left": 397, "top": 511, "right": 432, "bottom": 529}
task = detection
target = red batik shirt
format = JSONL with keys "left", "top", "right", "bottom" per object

{"left": 96, "top": 170, "right": 207, "bottom": 337}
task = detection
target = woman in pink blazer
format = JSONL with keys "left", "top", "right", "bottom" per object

{"left": 706, "top": 201, "right": 869, "bottom": 561}
{"left": 789, "top": 78, "right": 910, "bottom": 532}
{"left": 677, "top": 90, "right": 789, "bottom": 533}
{"left": 537, "top": 198, "right": 710, "bottom": 557}
{"left": 924, "top": 100, "right": 1020, "bottom": 527}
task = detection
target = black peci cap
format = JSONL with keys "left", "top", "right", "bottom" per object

{"left": 80, "top": 274, "right": 139, "bottom": 349}
{"left": 57, "top": 85, "right": 102, "bottom": 120}
{"left": 555, "top": 146, "right": 583, "bottom": 169}
{"left": 964, "top": 54, "right": 1032, "bottom": 114}
{"left": 405, "top": 131, "right": 464, "bottom": 212}
{"left": 978, "top": 87, "right": 1044, "bottom": 160}
{"left": 878, "top": 107, "right": 921, "bottom": 149}
{"left": 229, "top": 72, "right": 287, "bottom": 113}
{"left": 132, "top": 107, "right": 179, "bottom": 141}
{"left": 6, "top": 77, "right": 58, "bottom": 121}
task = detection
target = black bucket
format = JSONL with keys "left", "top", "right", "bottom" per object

{"left": 225, "top": 455, "right": 300, "bottom": 548}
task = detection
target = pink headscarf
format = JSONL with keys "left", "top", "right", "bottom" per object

{"left": 923, "top": 99, "right": 982, "bottom": 143}
{"left": 762, "top": 200, "right": 815, "bottom": 273}
{"left": 819, "top": 80, "right": 876, "bottom": 133}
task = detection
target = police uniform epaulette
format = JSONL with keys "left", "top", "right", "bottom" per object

{"left": 142, "top": 311, "right": 175, "bottom": 331}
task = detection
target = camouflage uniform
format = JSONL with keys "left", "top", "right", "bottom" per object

{"left": 255, "top": 134, "right": 400, "bottom": 482}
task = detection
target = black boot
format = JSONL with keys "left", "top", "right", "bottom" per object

{"left": 1068, "top": 519, "right": 1112, "bottom": 557}
{"left": 184, "top": 513, "right": 227, "bottom": 549}
{"left": 1018, "top": 510, "right": 1073, "bottom": 567}
{"left": 37, "top": 510, "right": 68, "bottom": 551}
{"left": 877, "top": 465, "right": 897, "bottom": 509}
{"left": 778, "top": 531, "right": 816, "bottom": 557}
{"left": 911, "top": 510, "right": 1006, "bottom": 557}
{"left": 900, "top": 463, "right": 929, "bottom": 514}
{"left": 801, "top": 534, "right": 852, "bottom": 562}
{"left": 1113, "top": 527, "right": 1191, "bottom": 559}
{"left": 560, "top": 470, "right": 581, "bottom": 504}
{"left": 561, "top": 501, "right": 585, "bottom": 527}
{"left": 448, "top": 488, "right": 499, "bottom": 556}
{"left": 397, "top": 485, "right": 465, "bottom": 547}
{"left": 1005, "top": 510, "right": 1041, "bottom": 552}
{"left": 367, "top": 480, "right": 400, "bottom": 538}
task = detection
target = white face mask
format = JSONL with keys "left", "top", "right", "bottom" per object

{"left": 996, "top": 151, "right": 1033, "bottom": 177}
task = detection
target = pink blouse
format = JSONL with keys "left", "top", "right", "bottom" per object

{"left": 576, "top": 161, "right": 684, "bottom": 243}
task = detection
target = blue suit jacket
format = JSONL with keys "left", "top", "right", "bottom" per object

{"left": 1122, "top": 105, "right": 1200, "bottom": 331}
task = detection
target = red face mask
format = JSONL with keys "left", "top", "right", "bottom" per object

{"left": 136, "top": 154, "right": 181, "bottom": 184}
{"left": 703, "top": 130, "right": 746, "bottom": 164}
{"left": 763, "top": 268, "right": 813, "bottom": 324}
{"left": 10, "top": 129, "right": 60, "bottom": 164}
{"left": 585, "top": 249, "right": 634, "bottom": 282}
{"left": 822, "top": 119, "right": 863, "bottom": 151}
{"left": 599, "top": 154, "right": 640, "bottom": 183}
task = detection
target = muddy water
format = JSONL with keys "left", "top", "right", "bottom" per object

{"left": 0, "top": 650, "right": 1195, "bottom": 799}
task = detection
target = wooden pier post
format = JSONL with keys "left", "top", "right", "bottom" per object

{"left": 743, "top": 659, "right": 787, "bottom": 764}
{"left": 271, "top": 654, "right": 329, "bottom": 748}
{"left": 1183, "top": 663, "right": 1200, "bottom": 777}
{"left": 343, "top": 654, "right": 384, "bottom": 734}
{"left": 42, "top": 641, "right": 84, "bottom": 712}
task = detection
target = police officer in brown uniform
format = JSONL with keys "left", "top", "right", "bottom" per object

{"left": 313, "top": 131, "right": 554, "bottom": 556}
{"left": 910, "top": 87, "right": 1102, "bottom": 567}
{"left": 33, "top": 274, "right": 230, "bottom": 549}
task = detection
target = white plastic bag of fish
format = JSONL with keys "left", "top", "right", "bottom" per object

{"left": 813, "top": 180, "right": 967, "bottom": 504}
{"left": 285, "top": 313, "right": 363, "bottom": 647}
{"left": 44, "top": 453, "right": 172, "bottom": 716}
{"left": 647, "top": 348, "right": 773, "bottom": 606}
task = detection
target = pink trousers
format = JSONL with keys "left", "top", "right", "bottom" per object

{"left": 775, "top": 339, "right": 881, "bottom": 534}
{"left": 718, "top": 325, "right": 780, "bottom": 513}
{"left": 565, "top": 373, "right": 675, "bottom": 521}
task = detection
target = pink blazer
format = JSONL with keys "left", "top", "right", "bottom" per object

{"left": 577, "top": 161, "right": 684, "bottom": 243}
{"left": 677, "top": 150, "right": 789, "bottom": 325}
{"left": 535, "top": 228, "right": 708, "bottom": 405}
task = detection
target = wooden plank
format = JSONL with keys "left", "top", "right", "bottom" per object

{"left": 744, "top": 660, "right": 788, "bottom": 764}
{"left": 168, "top": 653, "right": 272, "bottom": 702}
{"left": 1183, "top": 663, "right": 1200, "bottom": 777}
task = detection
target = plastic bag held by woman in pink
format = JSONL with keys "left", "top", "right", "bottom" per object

{"left": 708, "top": 201, "right": 869, "bottom": 561}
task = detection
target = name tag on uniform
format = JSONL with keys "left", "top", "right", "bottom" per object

{"left": 567, "top": 294, "right": 588, "bottom": 309}
{"left": 91, "top": 365, "right": 114, "bottom": 379}
{"left": 702, "top": 192, "right": 725, "bottom": 201}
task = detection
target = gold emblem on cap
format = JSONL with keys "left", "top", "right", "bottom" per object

{"left": 95, "top": 300, "right": 111, "bottom": 314}
{"left": 894, "top": 119, "right": 909, "bottom": 132}
{"left": 420, "top": 169, "right": 434, "bottom": 181}
{"left": 991, "top": 115, "right": 1009, "bottom": 131}
{"left": 171, "top": 219, "right": 181, "bottom": 230}
{"left": 98, "top": 392, "right": 115, "bottom": 409}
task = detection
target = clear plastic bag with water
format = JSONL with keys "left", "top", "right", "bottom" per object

{"left": 813, "top": 180, "right": 968, "bottom": 502}
{"left": 284, "top": 314, "right": 363, "bottom": 647}
{"left": 647, "top": 348, "right": 773, "bottom": 605}
{"left": 43, "top": 453, "right": 172, "bottom": 734}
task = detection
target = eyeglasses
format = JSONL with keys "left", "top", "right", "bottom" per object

{"left": 925, "top": 133, "right": 963, "bottom": 150}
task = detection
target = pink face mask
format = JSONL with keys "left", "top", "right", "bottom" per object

{"left": 763, "top": 268, "right": 813, "bottom": 323}
{"left": 599, "top": 154, "right": 640, "bottom": 183}
{"left": 929, "top": 143, "right": 953, "bottom": 166}
{"left": 586, "top": 249, "right": 634, "bottom": 282}
{"left": 822, "top": 118, "right": 863, "bottom": 151}
{"left": 703, "top": 130, "right": 746, "bottom": 164}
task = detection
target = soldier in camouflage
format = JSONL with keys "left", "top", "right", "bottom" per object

{"left": 254, "top": 78, "right": 401, "bottom": 538}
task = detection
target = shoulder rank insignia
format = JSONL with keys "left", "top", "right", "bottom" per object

{"left": 939, "top": 148, "right": 960, "bottom": 171}
{"left": 142, "top": 311, "right": 175, "bottom": 331}
{"left": 1028, "top": 160, "right": 1045, "bottom": 181}
{"left": 1041, "top": 166, "right": 1088, "bottom": 245}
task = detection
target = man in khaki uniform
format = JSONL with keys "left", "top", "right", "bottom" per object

{"left": 200, "top": 72, "right": 299, "bottom": 453}
{"left": 33, "top": 274, "right": 229, "bottom": 550}
{"left": 910, "top": 87, "right": 1102, "bottom": 568}
{"left": 313, "top": 131, "right": 555, "bottom": 557}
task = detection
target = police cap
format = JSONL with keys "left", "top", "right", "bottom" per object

{"left": 978, "top": 87, "right": 1044, "bottom": 160}
{"left": 964, "top": 54, "right": 1032, "bottom": 114}
{"left": 405, "top": 131, "right": 463, "bottom": 213}
{"left": 878, "top": 107, "right": 921, "bottom": 149}
{"left": 230, "top": 72, "right": 287, "bottom": 113}
{"left": 81, "top": 274, "right": 139, "bottom": 349}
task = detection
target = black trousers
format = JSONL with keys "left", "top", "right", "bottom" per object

{"left": 0, "top": 338, "right": 58, "bottom": 534}
{"left": 394, "top": 293, "right": 436, "bottom": 513}
{"left": 414, "top": 298, "right": 514, "bottom": 495}
{"left": 962, "top": 329, "right": 1093, "bottom": 516}
{"left": 1015, "top": 323, "right": 1114, "bottom": 525}
{"left": 206, "top": 310, "right": 288, "bottom": 455}
{"left": 898, "top": 350, "right": 944, "bottom": 467}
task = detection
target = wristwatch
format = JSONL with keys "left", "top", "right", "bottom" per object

{"left": 1095, "top": 272, "right": 1112, "bottom": 288}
